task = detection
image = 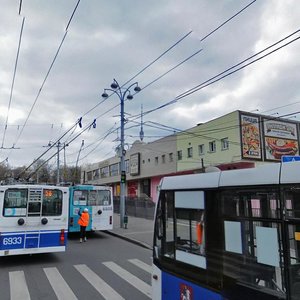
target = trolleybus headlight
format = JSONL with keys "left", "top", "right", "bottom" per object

{"left": 17, "top": 218, "right": 25, "bottom": 226}
{"left": 41, "top": 218, "right": 48, "bottom": 225}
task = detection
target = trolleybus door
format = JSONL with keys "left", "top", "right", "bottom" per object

{"left": 23, "top": 188, "right": 43, "bottom": 249}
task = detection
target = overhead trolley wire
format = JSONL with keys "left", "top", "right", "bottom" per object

{"left": 81, "top": 30, "right": 194, "bottom": 119}
{"left": 200, "top": 0, "right": 256, "bottom": 42}
{"left": 121, "top": 30, "right": 193, "bottom": 88}
{"left": 16, "top": 121, "right": 80, "bottom": 179}
{"left": 134, "top": 29, "right": 300, "bottom": 120}
{"left": 97, "top": 0, "right": 257, "bottom": 123}
{"left": 27, "top": 0, "right": 256, "bottom": 166}
{"left": 76, "top": 1, "right": 259, "bottom": 161}
{"left": 176, "top": 29, "right": 300, "bottom": 101}
{"left": 1, "top": 16, "right": 25, "bottom": 150}
{"left": 125, "top": 1, "right": 261, "bottom": 120}
{"left": 40, "top": 12, "right": 194, "bottom": 166}
{"left": 10, "top": 30, "right": 69, "bottom": 151}
{"left": 177, "top": 33, "right": 300, "bottom": 100}
{"left": 140, "top": 48, "right": 203, "bottom": 91}
{"left": 6, "top": 0, "right": 82, "bottom": 164}
{"left": 65, "top": 0, "right": 81, "bottom": 32}
{"left": 18, "top": 0, "right": 22, "bottom": 15}
{"left": 13, "top": 1, "right": 259, "bottom": 168}
{"left": 24, "top": 118, "right": 96, "bottom": 179}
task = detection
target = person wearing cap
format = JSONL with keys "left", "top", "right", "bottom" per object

{"left": 78, "top": 208, "right": 90, "bottom": 243}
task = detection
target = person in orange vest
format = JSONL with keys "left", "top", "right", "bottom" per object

{"left": 78, "top": 208, "right": 90, "bottom": 243}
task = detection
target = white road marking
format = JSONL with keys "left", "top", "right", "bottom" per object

{"left": 128, "top": 259, "right": 152, "bottom": 273}
{"left": 103, "top": 261, "right": 151, "bottom": 298}
{"left": 9, "top": 271, "right": 31, "bottom": 300}
{"left": 44, "top": 267, "right": 77, "bottom": 300}
{"left": 74, "top": 264, "right": 124, "bottom": 300}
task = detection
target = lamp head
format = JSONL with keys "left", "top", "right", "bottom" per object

{"left": 134, "top": 85, "right": 141, "bottom": 93}
{"left": 111, "top": 82, "right": 118, "bottom": 89}
{"left": 102, "top": 91, "right": 108, "bottom": 98}
{"left": 127, "top": 94, "right": 133, "bottom": 100}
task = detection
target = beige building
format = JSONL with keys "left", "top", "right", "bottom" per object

{"left": 82, "top": 135, "right": 178, "bottom": 202}
{"left": 82, "top": 110, "right": 300, "bottom": 201}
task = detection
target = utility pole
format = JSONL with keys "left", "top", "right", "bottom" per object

{"left": 75, "top": 140, "right": 84, "bottom": 183}
{"left": 57, "top": 141, "right": 61, "bottom": 185}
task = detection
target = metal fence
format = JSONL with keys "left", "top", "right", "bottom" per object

{"left": 113, "top": 196, "right": 155, "bottom": 220}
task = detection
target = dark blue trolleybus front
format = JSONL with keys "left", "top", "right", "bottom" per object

{"left": 152, "top": 162, "right": 300, "bottom": 300}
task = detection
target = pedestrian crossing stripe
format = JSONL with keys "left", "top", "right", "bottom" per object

{"left": 9, "top": 271, "right": 30, "bottom": 300}
{"left": 103, "top": 261, "right": 151, "bottom": 298}
{"left": 8, "top": 259, "right": 151, "bottom": 300}
{"left": 44, "top": 267, "right": 77, "bottom": 300}
{"left": 128, "top": 258, "right": 152, "bottom": 274}
{"left": 74, "top": 264, "right": 124, "bottom": 300}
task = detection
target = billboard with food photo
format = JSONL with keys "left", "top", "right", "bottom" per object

{"left": 240, "top": 114, "right": 262, "bottom": 159}
{"left": 263, "top": 119, "right": 299, "bottom": 160}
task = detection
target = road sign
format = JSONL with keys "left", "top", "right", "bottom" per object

{"left": 281, "top": 155, "right": 300, "bottom": 162}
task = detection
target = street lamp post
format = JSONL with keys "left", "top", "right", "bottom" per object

{"left": 102, "top": 79, "right": 141, "bottom": 228}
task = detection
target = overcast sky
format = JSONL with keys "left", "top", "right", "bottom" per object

{"left": 0, "top": 0, "right": 300, "bottom": 169}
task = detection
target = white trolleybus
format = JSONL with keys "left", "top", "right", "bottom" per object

{"left": 68, "top": 185, "right": 113, "bottom": 233}
{"left": 0, "top": 185, "right": 69, "bottom": 256}
{"left": 152, "top": 161, "right": 300, "bottom": 300}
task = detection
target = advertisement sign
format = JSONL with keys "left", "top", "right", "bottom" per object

{"left": 263, "top": 119, "right": 299, "bottom": 161}
{"left": 130, "top": 153, "right": 140, "bottom": 175}
{"left": 240, "top": 114, "right": 262, "bottom": 159}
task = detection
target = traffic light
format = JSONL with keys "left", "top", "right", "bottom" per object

{"left": 121, "top": 171, "right": 126, "bottom": 183}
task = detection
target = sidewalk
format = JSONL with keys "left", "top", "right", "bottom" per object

{"left": 105, "top": 213, "right": 154, "bottom": 250}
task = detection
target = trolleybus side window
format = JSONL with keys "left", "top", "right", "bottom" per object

{"left": 87, "top": 190, "right": 111, "bottom": 206}
{"left": 154, "top": 190, "right": 175, "bottom": 259}
{"left": 42, "top": 189, "right": 63, "bottom": 216}
{"left": 73, "top": 190, "right": 111, "bottom": 206}
{"left": 175, "top": 191, "right": 206, "bottom": 269}
{"left": 154, "top": 190, "right": 206, "bottom": 268}
{"left": 221, "top": 189, "right": 285, "bottom": 298}
{"left": 3, "top": 189, "right": 27, "bottom": 217}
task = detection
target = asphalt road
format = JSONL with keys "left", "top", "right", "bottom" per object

{"left": 0, "top": 231, "right": 152, "bottom": 300}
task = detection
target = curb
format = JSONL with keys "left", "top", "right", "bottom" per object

{"left": 103, "top": 230, "right": 152, "bottom": 250}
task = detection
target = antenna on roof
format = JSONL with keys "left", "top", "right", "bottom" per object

{"left": 139, "top": 104, "right": 144, "bottom": 141}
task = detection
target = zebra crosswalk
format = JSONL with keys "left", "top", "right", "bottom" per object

{"left": 7, "top": 259, "right": 152, "bottom": 300}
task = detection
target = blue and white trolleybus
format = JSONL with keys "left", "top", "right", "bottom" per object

{"left": 68, "top": 185, "right": 113, "bottom": 233}
{"left": 152, "top": 161, "right": 300, "bottom": 300}
{"left": 0, "top": 184, "right": 69, "bottom": 256}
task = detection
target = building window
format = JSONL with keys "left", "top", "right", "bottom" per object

{"left": 87, "top": 171, "right": 92, "bottom": 181}
{"left": 221, "top": 138, "right": 229, "bottom": 150}
{"left": 125, "top": 160, "right": 129, "bottom": 173}
{"left": 177, "top": 150, "right": 182, "bottom": 161}
{"left": 209, "top": 141, "right": 216, "bottom": 152}
{"left": 109, "top": 163, "right": 119, "bottom": 177}
{"left": 162, "top": 155, "right": 166, "bottom": 164}
{"left": 169, "top": 153, "right": 173, "bottom": 162}
{"left": 198, "top": 144, "right": 205, "bottom": 155}
{"left": 93, "top": 169, "right": 99, "bottom": 180}
{"left": 155, "top": 157, "right": 158, "bottom": 165}
{"left": 100, "top": 166, "right": 109, "bottom": 178}
{"left": 187, "top": 147, "right": 193, "bottom": 158}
